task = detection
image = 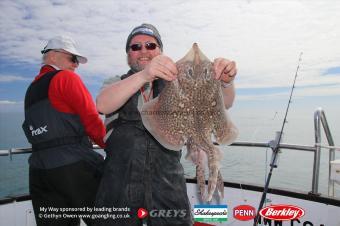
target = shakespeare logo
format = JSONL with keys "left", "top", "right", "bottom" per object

{"left": 194, "top": 204, "right": 228, "bottom": 222}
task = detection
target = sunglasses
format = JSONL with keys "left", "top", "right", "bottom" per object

{"left": 53, "top": 50, "right": 79, "bottom": 64}
{"left": 129, "top": 42, "right": 158, "bottom": 51}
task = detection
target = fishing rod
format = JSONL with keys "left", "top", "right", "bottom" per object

{"left": 253, "top": 52, "right": 303, "bottom": 226}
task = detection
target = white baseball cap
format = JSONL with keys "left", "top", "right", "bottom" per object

{"left": 41, "top": 35, "right": 88, "bottom": 64}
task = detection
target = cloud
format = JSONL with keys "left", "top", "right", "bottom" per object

{"left": 0, "top": 0, "right": 339, "bottom": 98}
{"left": 0, "top": 100, "right": 20, "bottom": 105}
{"left": 322, "top": 67, "right": 340, "bottom": 75}
{"left": 0, "top": 100, "right": 24, "bottom": 113}
{"left": 237, "top": 84, "right": 340, "bottom": 102}
{"left": 0, "top": 75, "right": 30, "bottom": 82}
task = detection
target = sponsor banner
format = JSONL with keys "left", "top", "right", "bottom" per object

{"left": 259, "top": 204, "right": 305, "bottom": 221}
{"left": 194, "top": 205, "right": 228, "bottom": 222}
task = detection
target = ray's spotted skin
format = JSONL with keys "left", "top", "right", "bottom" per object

{"left": 141, "top": 43, "right": 238, "bottom": 202}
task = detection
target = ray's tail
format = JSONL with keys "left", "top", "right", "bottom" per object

{"left": 186, "top": 139, "right": 224, "bottom": 202}
{"left": 205, "top": 146, "right": 222, "bottom": 202}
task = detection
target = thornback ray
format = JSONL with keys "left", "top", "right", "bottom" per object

{"left": 141, "top": 43, "right": 238, "bottom": 202}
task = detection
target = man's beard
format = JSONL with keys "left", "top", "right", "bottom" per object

{"left": 130, "top": 62, "right": 144, "bottom": 72}
{"left": 128, "top": 54, "right": 153, "bottom": 73}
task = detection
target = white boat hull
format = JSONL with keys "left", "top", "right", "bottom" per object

{"left": 1, "top": 180, "right": 339, "bottom": 226}
{"left": 186, "top": 180, "right": 340, "bottom": 225}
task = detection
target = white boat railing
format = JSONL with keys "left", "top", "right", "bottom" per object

{"left": 314, "top": 107, "right": 337, "bottom": 196}
{"left": 0, "top": 108, "right": 338, "bottom": 197}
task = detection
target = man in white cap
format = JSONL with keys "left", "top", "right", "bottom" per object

{"left": 95, "top": 24, "right": 237, "bottom": 226}
{"left": 22, "top": 35, "right": 106, "bottom": 226}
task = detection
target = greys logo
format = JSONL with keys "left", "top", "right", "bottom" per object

{"left": 148, "top": 209, "right": 187, "bottom": 218}
{"left": 30, "top": 125, "right": 48, "bottom": 136}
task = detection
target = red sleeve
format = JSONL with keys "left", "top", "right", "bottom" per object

{"left": 48, "top": 71, "right": 106, "bottom": 148}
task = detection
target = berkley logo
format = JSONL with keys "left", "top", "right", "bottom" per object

{"left": 233, "top": 205, "right": 256, "bottom": 221}
{"left": 259, "top": 204, "right": 305, "bottom": 221}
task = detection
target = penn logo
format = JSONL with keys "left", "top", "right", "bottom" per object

{"left": 259, "top": 204, "right": 305, "bottom": 221}
{"left": 233, "top": 205, "right": 256, "bottom": 221}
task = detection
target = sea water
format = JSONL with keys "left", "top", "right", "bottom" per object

{"left": 1, "top": 109, "right": 340, "bottom": 198}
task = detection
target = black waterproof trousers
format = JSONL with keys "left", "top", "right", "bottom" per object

{"left": 94, "top": 122, "right": 193, "bottom": 226}
{"left": 30, "top": 160, "right": 103, "bottom": 226}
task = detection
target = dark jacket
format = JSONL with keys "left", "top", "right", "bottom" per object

{"left": 95, "top": 70, "right": 192, "bottom": 226}
{"left": 23, "top": 70, "right": 103, "bottom": 169}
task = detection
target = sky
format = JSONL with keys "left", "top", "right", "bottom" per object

{"left": 0, "top": 0, "right": 339, "bottom": 142}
